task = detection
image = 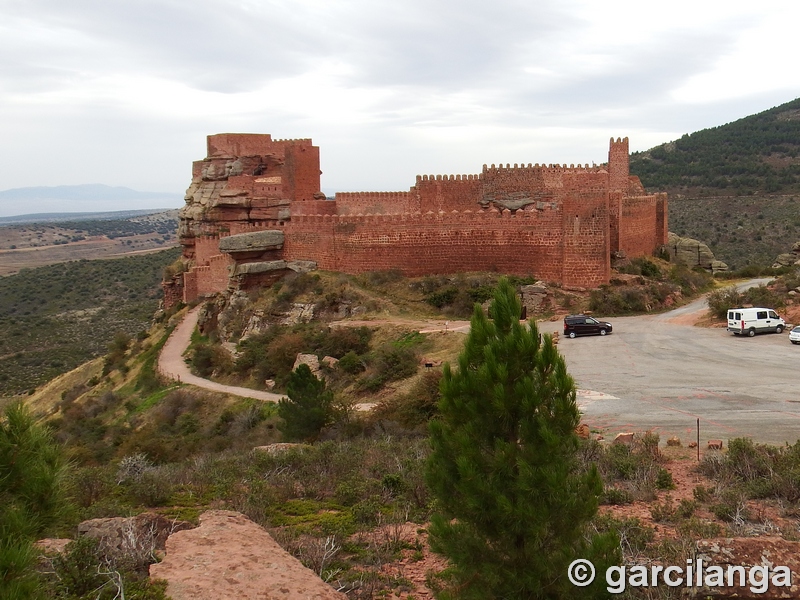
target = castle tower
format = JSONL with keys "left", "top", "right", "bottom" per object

{"left": 608, "top": 137, "right": 629, "bottom": 192}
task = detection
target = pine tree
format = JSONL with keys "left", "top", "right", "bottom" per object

{"left": 278, "top": 364, "right": 334, "bottom": 441}
{"left": 426, "top": 278, "right": 619, "bottom": 599}
{"left": 0, "top": 403, "right": 69, "bottom": 599}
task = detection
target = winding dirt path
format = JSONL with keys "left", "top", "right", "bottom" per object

{"left": 157, "top": 306, "right": 286, "bottom": 402}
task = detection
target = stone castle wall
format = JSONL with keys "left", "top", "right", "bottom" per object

{"left": 166, "top": 134, "right": 667, "bottom": 307}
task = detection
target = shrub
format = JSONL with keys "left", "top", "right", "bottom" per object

{"left": 0, "top": 404, "right": 70, "bottom": 597}
{"left": 278, "top": 364, "right": 335, "bottom": 441}
{"left": 338, "top": 350, "right": 366, "bottom": 374}
{"left": 318, "top": 326, "right": 372, "bottom": 358}
{"left": 707, "top": 287, "right": 743, "bottom": 319}
{"left": 650, "top": 496, "right": 675, "bottom": 522}
{"left": 357, "top": 344, "right": 419, "bottom": 393}
{"left": 693, "top": 485, "right": 714, "bottom": 502}
{"left": 655, "top": 467, "right": 675, "bottom": 490}
{"left": 601, "top": 487, "right": 634, "bottom": 505}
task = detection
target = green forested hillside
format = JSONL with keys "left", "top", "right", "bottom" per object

{"left": 0, "top": 247, "right": 180, "bottom": 396}
{"left": 630, "top": 97, "right": 800, "bottom": 268}
{"left": 631, "top": 98, "right": 800, "bottom": 195}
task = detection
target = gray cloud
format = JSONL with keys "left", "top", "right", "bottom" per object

{"left": 0, "top": 0, "right": 798, "bottom": 212}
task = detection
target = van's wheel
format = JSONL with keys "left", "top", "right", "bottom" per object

{"left": 776, "top": 325, "right": 784, "bottom": 334}
{"left": 569, "top": 332, "right": 576, "bottom": 339}
{"left": 748, "top": 328, "right": 756, "bottom": 337}
{"left": 600, "top": 329, "right": 607, "bottom": 336}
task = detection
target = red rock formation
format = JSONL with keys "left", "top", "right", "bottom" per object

{"left": 149, "top": 510, "right": 345, "bottom": 600}
{"left": 166, "top": 134, "right": 667, "bottom": 308}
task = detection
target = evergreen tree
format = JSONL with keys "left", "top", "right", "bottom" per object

{"left": 0, "top": 403, "right": 69, "bottom": 599}
{"left": 278, "top": 364, "right": 334, "bottom": 441}
{"left": 426, "top": 278, "right": 619, "bottom": 599}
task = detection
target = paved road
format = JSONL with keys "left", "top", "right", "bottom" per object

{"left": 158, "top": 306, "right": 286, "bottom": 402}
{"left": 538, "top": 279, "right": 800, "bottom": 445}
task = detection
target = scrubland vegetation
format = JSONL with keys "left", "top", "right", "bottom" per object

{"left": 0, "top": 248, "right": 179, "bottom": 397}
{"left": 6, "top": 273, "right": 800, "bottom": 599}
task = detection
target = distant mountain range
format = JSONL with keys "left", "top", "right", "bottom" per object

{"left": 0, "top": 184, "right": 183, "bottom": 218}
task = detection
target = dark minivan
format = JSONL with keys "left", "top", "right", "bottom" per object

{"left": 563, "top": 315, "right": 613, "bottom": 338}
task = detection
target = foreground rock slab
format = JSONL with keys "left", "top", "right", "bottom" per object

{"left": 685, "top": 537, "right": 800, "bottom": 599}
{"left": 150, "top": 510, "right": 346, "bottom": 600}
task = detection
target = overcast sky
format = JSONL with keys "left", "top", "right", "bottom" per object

{"left": 2, "top": 0, "right": 799, "bottom": 213}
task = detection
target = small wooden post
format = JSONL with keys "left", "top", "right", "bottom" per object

{"left": 696, "top": 418, "right": 700, "bottom": 461}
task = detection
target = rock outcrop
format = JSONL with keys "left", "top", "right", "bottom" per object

{"left": 772, "top": 241, "right": 800, "bottom": 268}
{"left": 665, "top": 232, "right": 728, "bottom": 273}
{"left": 78, "top": 512, "right": 193, "bottom": 562}
{"left": 149, "top": 510, "right": 346, "bottom": 600}
{"left": 684, "top": 537, "right": 800, "bottom": 598}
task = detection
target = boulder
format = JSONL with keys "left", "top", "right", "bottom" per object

{"left": 613, "top": 432, "right": 635, "bottom": 445}
{"left": 35, "top": 538, "right": 72, "bottom": 555}
{"left": 667, "top": 436, "right": 681, "bottom": 447}
{"left": 281, "top": 303, "right": 315, "bottom": 326}
{"left": 684, "top": 537, "right": 800, "bottom": 598}
{"left": 78, "top": 513, "right": 193, "bottom": 562}
{"left": 321, "top": 356, "right": 339, "bottom": 369}
{"left": 287, "top": 260, "right": 318, "bottom": 273}
{"left": 253, "top": 443, "right": 308, "bottom": 455}
{"left": 708, "top": 439, "right": 724, "bottom": 450}
{"left": 772, "top": 253, "right": 796, "bottom": 268}
{"left": 149, "top": 510, "right": 346, "bottom": 600}
{"left": 233, "top": 260, "right": 289, "bottom": 276}
{"left": 218, "top": 230, "right": 284, "bottom": 253}
{"left": 519, "top": 284, "right": 548, "bottom": 312}
{"left": 293, "top": 353, "right": 321, "bottom": 376}
{"left": 666, "top": 232, "right": 721, "bottom": 271}
{"left": 575, "top": 424, "right": 590, "bottom": 439}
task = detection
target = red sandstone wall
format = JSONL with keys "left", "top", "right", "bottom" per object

{"left": 619, "top": 195, "right": 659, "bottom": 258}
{"left": 207, "top": 134, "right": 274, "bottom": 158}
{"left": 194, "top": 236, "right": 224, "bottom": 267}
{"left": 608, "top": 137, "right": 630, "bottom": 193}
{"left": 291, "top": 200, "right": 338, "bottom": 216}
{"left": 561, "top": 190, "right": 610, "bottom": 288}
{"left": 284, "top": 210, "right": 568, "bottom": 284}
{"left": 183, "top": 270, "right": 198, "bottom": 304}
{"left": 284, "top": 143, "right": 320, "bottom": 202}
{"left": 162, "top": 277, "right": 184, "bottom": 309}
{"left": 414, "top": 176, "right": 483, "bottom": 212}
{"left": 655, "top": 193, "right": 668, "bottom": 246}
{"left": 334, "top": 192, "right": 419, "bottom": 215}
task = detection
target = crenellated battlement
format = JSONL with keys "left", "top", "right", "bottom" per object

{"left": 415, "top": 173, "right": 482, "bottom": 182}
{"left": 272, "top": 138, "right": 314, "bottom": 145}
{"left": 289, "top": 203, "right": 560, "bottom": 225}
{"left": 335, "top": 191, "right": 413, "bottom": 199}
{"left": 482, "top": 163, "right": 602, "bottom": 174}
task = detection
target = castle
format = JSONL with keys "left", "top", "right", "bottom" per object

{"left": 164, "top": 133, "right": 667, "bottom": 308}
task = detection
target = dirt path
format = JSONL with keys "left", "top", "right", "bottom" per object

{"left": 157, "top": 306, "right": 285, "bottom": 402}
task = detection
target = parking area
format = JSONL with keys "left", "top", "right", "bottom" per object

{"left": 538, "top": 296, "right": 800, "bottom": 445}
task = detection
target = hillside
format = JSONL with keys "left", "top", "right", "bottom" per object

{"left": 0, "top": 247, "right": 179, "bottom": 397}
{"left": 631, "top": 98, "right": 800, "bottom": 195}
{"left": 16, "top": 273, "right": 800, "bottom": 599}
{"left": 630, "top": 97, "right": 800, "bottom": 269}
{"left": 0, "top": 210, "right": 179, "bottom": 275}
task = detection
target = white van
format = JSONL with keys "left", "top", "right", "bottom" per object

{"left": 727, "top": 307, "right": 785, "bottom": 336}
